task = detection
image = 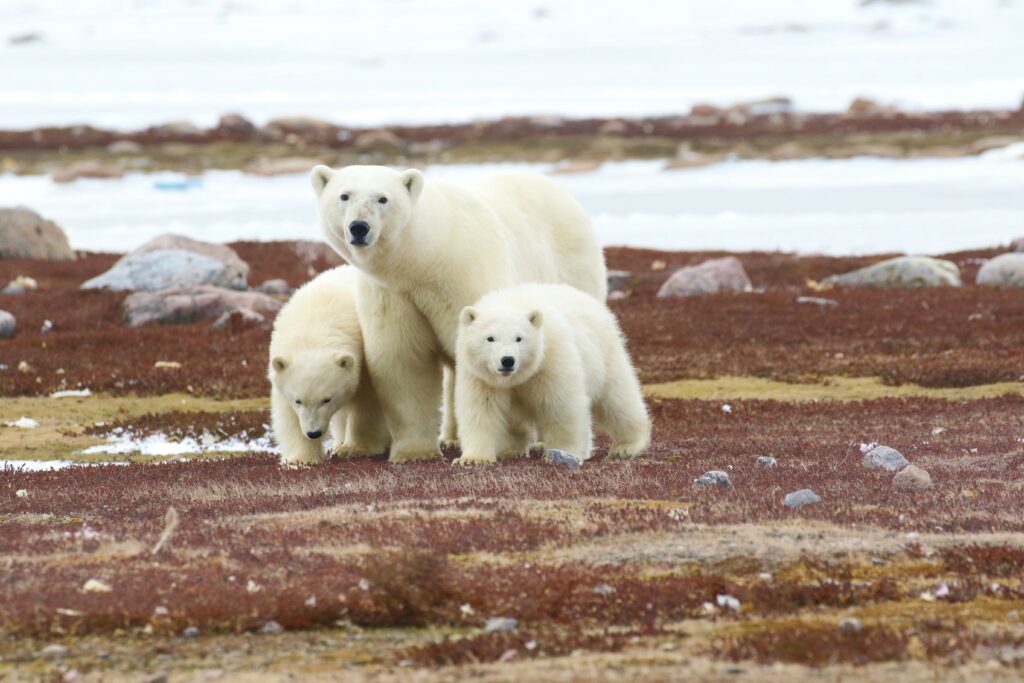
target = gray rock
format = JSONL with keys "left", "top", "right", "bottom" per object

{"left": 182, "top": 626, "right": 201, "bottom": 638}
{"left": 83, "top": 250, "right": 243, "bottom": 292}
{"left": 51, "top": 161, "right": 125, "bottom": 183}
{"left": 823, "top": 256, "right": 961, "bottom": 289}
{"left": 353, "top": 129, "right": 406, "bottom": 153}
{"left": 755, "top": 455, "right": 777, "bottom": 468}
{"left": 129, "top": 234, "right": 249, "bottom": 287}
{"left": 783, "top": 489, "right": 821, "bottom": 508}
{"left": 259, "top": 620, "right": 284, "bottom": 635}
{"left": 0, "top": 311, "right": 15, "bottom": 339}
{"left": 1012, "top": 237, "right": 1024, "bottom": 253}
{"left": 39, "top": 643, "right": 69, "bottom": 660}
{"left": 976, "top": 253, "right": 1024, "bottom": 288}
{"left": 256, "top": 278, "right": 292, "bottom": 295}
{"left": 212, "top": 307, "right": 268, "bottom": 330}
{"left": 862, "top": 445, "right": 909, "bottom": 472}
{"left": 123, "top": 286, "right": 282, "bottom": 327}
{"left": 592, "top": 583, "right": 617, "bottom": 595}
{"left": 657, "top": 257, "right": 752, "bottom": 297}
{"left": 796, "top": 296, "right": 838, "bottom": 307}
{"left": 106, "top": 140, "right": 142, "bottom": 154}
{"left": 607, "top": 269, "right": 631, "bottom": 292}
{"left": 545, "top": 449, "right": 581, "bottom": 469}
{"left": 0, "top": 207, "right": 76, "bottom": 261}
{"left": 2, "top": 283, "right": 25, "bottom": 295}
{"left": 39, "top": 319, "right": 52, "bottom": 334}
{"left": 694, "top": 470, "right": 732, "bottom": 487}
{"left": 484, "top": 617, "right": 518, "bottom": 633}
{"left": 217, "top": 112, "right": 256, "bottom": 134}
{"left": 892, "top": 464, "right": 933, "bottom": 492}
{"left": 244, "top": 157, "right": 323, "bottom": 177}
{"left": 838, "top": 617, "right": 863, "bottom": 634}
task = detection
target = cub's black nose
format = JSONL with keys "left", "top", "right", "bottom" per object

{"left": 306, "top": 430, "right": 323, "bottom": 440}
{"left": 500, "top": 356, "right": 515, "bottom": 370}
{"left": 349, "top": 221, "right": 370, "bottom": 239}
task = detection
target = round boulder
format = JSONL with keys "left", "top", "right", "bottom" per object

{"left": 657, "top": 257, "right": 752, "bottom": 298}
{"left": 976, "top": 253, "right": 1024, "bottom": 288}
{"left": 0, "top": 207, "right": 76, "bottom": 261}
{"left": 824, "top": 256, "right": 961, "bottom": 289}
{"left": 862, "top": 445, "right": 910, "bottom": 472}
{"left": 892, "top": 465, "right": 933, "bottom": 492}
{"left": 129, "top": 234, "right": 249, "bottom": 287}
{"left": 82, "top": 250, "right": 244, "bottom": 292}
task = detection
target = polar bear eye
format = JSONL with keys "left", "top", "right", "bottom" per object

{"left": 486, "top": 336, "right": 495, "bottom": 342}
{"left": 378, "top": 196, "right": 388, "bottom": 204}
{"left": 516, "top": 336, "right": 522, "bottom": 342}
{"left": 340, "top": 194, "right": 349, "bottom": 201}
{"left": 294, "top": 399, "right": 302, "bottom": 406}
{"left": 322, "top": 397, "right": 331, "bottom": 405}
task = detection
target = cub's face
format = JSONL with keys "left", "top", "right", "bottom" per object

{"left": 270, "top": 351, "right": 359, "bottom": 440}
{"left": 458, "top": 306, "right": 544, "bottom": 387}
{"left": 311, "top": 165, "right": 424, "bottom": 265}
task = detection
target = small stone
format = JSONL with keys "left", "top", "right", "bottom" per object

{"left": 755, "top": 455, "right": 777, "bottom": 467}
{"left": 82, "top": 578, "right": 112, "bottom": 593}
{"left": 863, "top": 445, "right": 910, "bottom": 472}
{"left": 839, "top": 617, "right": 863, "bottom": 634}
{"left": 716, "top": 594, "right": 740, "bottom": 611}
{"left": 260, "top": 620, "right": 284, "bottom": 635}
{"left": 39, "top": 319, "right": 53, "bottom": 334}
{"left": 217, "top": 112, "right": 256, "bottom": 134}
{"left": 893, "top": 464, "right": 933, "bottom": 492}
{"left": 694, "top": 470, "right": 731, "bottom": 487}
{"left": 484, "top": 617, "right": 518, "bottom": 633}
{"left": 784, "top": 489, "right": 821, "bottom": 508}
{"left": 256, "top": 278, "right": 292, "bottom": 295}
{"left": 796, "top": 296, "right": 838, "bottom": 306}
{"left": 182, "top": 626, "right": 201, "bottom": 638}
{"left": 545, "top": 449, "right": 581, "bottom": 468}
{"left": 0, "top": 310, "right": 16, "bottom": 338}
{"left": 39, "top": 643, "right": 69, "bottom": 660}
{"left": 17, "top": 360, "right": 32, "bottom": 373}
{"left": 593, "top": 584, "right": 617, "bottom": 595}
{"left": 607, "top": 269, "right": 631, "bottom": 291}
{"left": 106, "top": 140, "right": 143, "bottom": 154}
{"left": 2, "top": 283, "right": 24, "bottom": 295}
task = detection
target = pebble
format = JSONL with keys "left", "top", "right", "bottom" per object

{"left": 182, "top": 626, "right": 201, "bottom": 638}
{"left": 796, "top": 296, "right": 839, "bottom": 306}
{"left": 0, "top": 310, "right": 16, "bottom": 339}
{"left": 838, "top": 617, "right": 863, "bottom": 634}
{"left": 694, "top": 470, "right": 732, "bottom": 487}
{"left": 755, "top": 455, "right": 777, "bottom": 467}
{"left": 593, "top": 583, "right": 617, "bottom": 595}
{"left": 545, "top": 449, "right": 581, "bottom": 468}
{"left": 716, "top": 594, "right": 740, "bottom": 611}
{"left": 484, "top": 617, "right": 518, "bottom": 633}
{"left": 39, "top": 643, "right": 69, "bottom": 660}
{"left": 862, "top": 445, "right": 910, "bottom": 472}
{"left": 260, "top": 620, "right": 284, "bottom": 635}
{"left": 40, "top": 319, "right": 53, "bottom": 334}
{"left": 784, "top": 488, "right": 821, "bottom": 508}
{"left": 15, "top": 489, "right": 28, "bottom": 498}
{"left": 892, "top": 464, "right": 933, "bottom": 492}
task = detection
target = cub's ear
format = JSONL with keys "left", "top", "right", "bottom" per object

{"left": 399, "top": 169, "right": 424, "bottom": 203}
{"left": 336, "top": 353, "right": 355, "bottom": 369}
{"left": 311, "top": 165, "right": 335, "bottom": 194}
{"left": 528, "top": 310, "right": 543, "bottom": 328}
{"left": 271, "top": 356, "right": 288, "bottom": 372}
{"left": 460, "top": 306, "right": 477, "bottom": 326}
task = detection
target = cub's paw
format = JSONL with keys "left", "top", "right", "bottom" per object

{"left": 607, "top": 441, "right": 647, "bottom": 461}
{"left": 439, "top": 437, "right": 461, "bottom": 450}
{"left": 451, "top": 454, "right": 498, "bottom": 466}
{"left": 388, "top": 444, "right": 441, "bottom": 463}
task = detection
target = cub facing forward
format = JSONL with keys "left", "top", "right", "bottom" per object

{"left": 454, "top": 284, "right": 650, "bottom": 465}
{"left": 268, "top": 266, "right": 389, "bottom": 465}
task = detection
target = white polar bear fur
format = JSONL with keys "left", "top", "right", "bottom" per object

{"left": 311, "top": 164, "right": 607, "bottom": 462}
{"left": 454, "top": 283, "right": 650, "bottom": 465}
{"left": 268, "top": 266, "right": 389, "bottom": 465}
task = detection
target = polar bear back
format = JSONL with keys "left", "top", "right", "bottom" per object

{"left": 269, "top": 265, "right": 363, "bottom": 358}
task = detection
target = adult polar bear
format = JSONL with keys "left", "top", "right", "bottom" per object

{"left": 311, "top": 164, "right": 607, "bottom": 462}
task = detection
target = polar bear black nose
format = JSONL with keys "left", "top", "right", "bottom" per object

{"left": 500, "top": 356, "right": 515, "bottom": 369}
{"left": 349, "top": 221, "right": 370, "bottom": 239}
{"left": 306, "top": 430, "right": 323, "bottom": 440}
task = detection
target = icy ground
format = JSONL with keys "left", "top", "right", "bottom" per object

{"left": 4, "top": 155, "right": 1023, "bottom": 255}
{"left": 2, "top": 0, "right": 1023, "bottom": 129}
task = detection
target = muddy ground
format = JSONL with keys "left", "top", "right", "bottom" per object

{"left": 1, "top": 244, "right": 1023, "bottom": 682}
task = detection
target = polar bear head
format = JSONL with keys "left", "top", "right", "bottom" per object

{"left": 458, "top": 304, "right": 546, "bottom": 387}
{"left": 270, "top": 350, "right": 359, "bottom": 440}
{"left": 311, "top": 165, "right": 424, "bottom": 265}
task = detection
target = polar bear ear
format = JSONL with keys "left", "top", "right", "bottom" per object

{"left": 528, "top": 310, "right": 543, "bottom": 328}
{"left": 336, "top": 353, "right": 355, "bottom": 369}
{"left": 311, "top": 165, "right": 335, "bottom": 194}
{"left": 460, "top": 306, "right": 477, "bottom": 326}
{"left": 399, "top": 169, "right": 424, "bottom": 203}
{"left": 271, "top": 356, "right": 288, "bottom": 372}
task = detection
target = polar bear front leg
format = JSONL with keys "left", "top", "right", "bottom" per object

{"left": 452, "top": 375, "right": 512, "bottom": 466}
{"left": 439, "top": 364, "right": 459, "bottom": 449}
{"left": 535, "top": 395, "right": 593, "bottom": 462}
{"left": 335, "top": 379, "right": 391, "bottom": 458}
{"left": 271, "top": 389, "right": 325, "bottom": 465}
{"left": 359, "top": 285, "right": 443, "bottom": 463}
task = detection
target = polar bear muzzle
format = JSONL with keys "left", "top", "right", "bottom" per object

{"left": 349, "top": 220, "right": 371, "bottom": 246}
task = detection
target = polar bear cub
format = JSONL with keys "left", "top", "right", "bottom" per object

{"left": 454, "top": 283, "right": 650, "bottom": 465}
{"left": 268, "top": 266, "right": 389, "bottom": 465}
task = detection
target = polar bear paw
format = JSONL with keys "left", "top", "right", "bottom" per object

{"left": 607, "top": 440, "right": 647, "bottom": 461}
{"left": 451, "top": 453, "right": 498, "bottom": 466}
{"left": 388, "top": 441, "right": 441, "bottom": 463}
